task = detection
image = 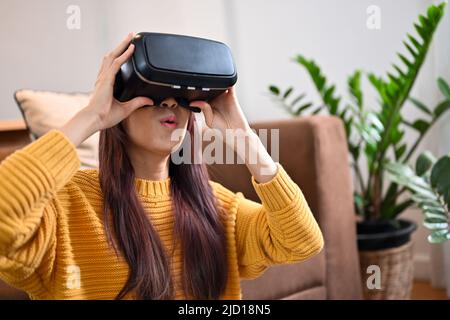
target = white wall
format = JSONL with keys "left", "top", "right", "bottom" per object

{"left": 0, "top": 0, "right": 230, "bottom": 119}
{"left": 0, "top": 0, "right": 106, "bottom": 111}
{"left": 431, "top": 0, "right": 450, "bottom": 293}
{"left": 1, "top": 0, "right": 449, "bottom": 285}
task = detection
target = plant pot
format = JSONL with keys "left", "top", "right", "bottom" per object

{"left": 357, "top": 218, "right": 417, "bottom": 300}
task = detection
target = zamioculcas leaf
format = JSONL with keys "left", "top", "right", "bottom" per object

{"left": 412, "top": 119, "right": 430, "bottom": 133}
{"left": 409, "top": 185, "right": 436, "bottom": 199}
{"left": 348, "top": 70, "right": 363, "bottom": 108}
{"left": 415, "top": 151, "right": 436, "bottom": 176}
{"left": 438, "top": 77, "right": 450, "bottom": 99}
{"left": 428, "top": 230, "right": 450, "bottom": 244}
{"left": 403, "top": 41, "right": 418, "bottom": 58}
{"left": 290, "top": 93, "right": 306, "bottom": 107}
{"left": 391, "top": 128, "right": 405, "bottom": 145}
{"left": 434, "top": 100, "right": 450, "bottom": 118}
{"left": 407, "top": 33, "right": 421, "bottom": 51}
{"left": 354, "top": 192, "right": 364, "bottom": 213}
{"left": 386, "top": 162, "right": 436, "bottom": 197}
{"left": 409, "top": 97, "right": 432, "bottom": 115}
{"left": 269, "top": 85, "right": 280, "bottom": 95}
{"left": 430, "top": 155, "right": 450, "bottom": 203}
{"left": 367, "top": 113, "right": 384, "bottom": 132}
{"left": 392, "top": 200, "right": 415, "bottom": 217}
{"left": 395, "top": 144, "right": 407, "bottom": 160}
{"left": 414, "top": 23, "right": 426, "bottom": 39}
{"left": 423, "top": 217, "right": 448, "bottom": 230}
{"left": 398, "top": 53, "right": 413, "bottom": 68}
{"left": 312, "top": 106, "right": 323, "bottom": 115}
{"left": 294, "top": 103, "right": 313, "bottom": 115}
{"left": 283, "top": 87, "right": 293, "bottom": 99}
{"left": 411, "top": 193, "right": 433, "bottom": 202}
{"left": 422, "top": 205, "right": 446, "bottom": 215}
{"left": 424, "top": 211, "right": 447, "bottom": 220}
{"left": 295, "top": 55, "right": 345, "bottom": 118}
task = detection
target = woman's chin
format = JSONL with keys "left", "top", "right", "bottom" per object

{"left": 145, "top": 141, "right": 183, "bottom": 156}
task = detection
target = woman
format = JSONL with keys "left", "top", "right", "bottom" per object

{"left": 0, "top": 32, "right": 323, "bottom": 300}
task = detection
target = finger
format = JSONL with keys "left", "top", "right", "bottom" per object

{"left": 190, "top": 101, "right": 214, "bottom": 127}
{"left": 106, "top": 44, "right": 135, "bottom": 84}
{"left": 228, "top": 85, "right": 237, "bottom": 96}
{"left": 98, "top": 32, "right": 135, "bottom": 77}
{"left": 110, "top": 32, "right": 136, "bottom": 60}
{"left": 96, "top": 54, "right": 112, "bottom": 80}
{"left": 121, "top": 96, "right": 155, "bottom": 114}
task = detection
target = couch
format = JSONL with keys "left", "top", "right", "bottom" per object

{"left": 0, "top": 116, "right": 362, "bottom": 299}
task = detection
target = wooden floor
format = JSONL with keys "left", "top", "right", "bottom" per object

{"left": 0, "top": 280, "right": 448, "bottom": 300}
{"left": 411, "top": 281, "right": 448, "bottom": 300}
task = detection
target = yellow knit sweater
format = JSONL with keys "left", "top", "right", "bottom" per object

{"left": 0, "top": 129, "right": 323, "bottom": 300}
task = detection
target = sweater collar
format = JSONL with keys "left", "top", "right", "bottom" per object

{"left": 134, "top": 176, "right": 171, "bottom": 197}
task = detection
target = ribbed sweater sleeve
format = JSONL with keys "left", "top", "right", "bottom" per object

{"left": 0, "top": 129, "right": 80, "bottom": 286}
{"left": 232, "top": 163, "right": 324, "bottom": 279}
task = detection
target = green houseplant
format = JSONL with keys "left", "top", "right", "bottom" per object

{"left": 386, "top": 152, "right": 450, "bottom": 244}
{"left": 268, "top": 3, "right": 449, "bottom": 299}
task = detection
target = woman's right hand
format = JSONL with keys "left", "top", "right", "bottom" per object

{"left": 61, "top": 32, "right": 154, "bottom": 147}
{"left": 86, "top": 32, "right": 154, "bottom": 130}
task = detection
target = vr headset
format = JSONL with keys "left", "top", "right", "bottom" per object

{"left": 113, "top": 32, "right": 238, "bottom": 113}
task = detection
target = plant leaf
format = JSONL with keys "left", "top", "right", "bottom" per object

{"left": 434, "top": 100, "right": 450, "bottom": 118}
{"left": 395, "top": 144, "right": 407, "bottom": 160}
{"left": 293, "top": 102, "right": 313, "bottom": 116}
{"left": 348, "top": 70, "right": 363, "bottom": 109}
{"left": 311, "top": 105, "right": 323, "bottom": 115}
{"left": 409, "top": 97, "right": 432, "bottom": 115}
{"left": 407, "top": 33, "right": 422, "bottom": 51}
{"left": 283, "top": 87, "right": 293, "bottom": 99}
{"left": 296, "top": 55, "right": 343, "bottom": 117}
{"left": 424, "top": 211, "right": 448, "bottom": 220}
{"left": 416, "top": 151, "right": 436, "bottom": 176}
{"left": 424, "top": 219, "right": 448, "bottom": 230}
{"left": 438, "top": 77, "right": 450, "bottom": 99}
{"left": 428, "top": 230, "right": 450, "bottom": 244}
{"left": 290, "top": 93, "right": 306, "bottom": 107}
{"left": 385, "top": 162, "right": 436, "bottom": 198}
{"left": 430, "top": 155, "right": 450, "bottom": 203}
{"left": 269, "top": 85, "right": 280, "bottom": 95}
{"left": 412, "top": 119, "right": 430, "bottom": 134}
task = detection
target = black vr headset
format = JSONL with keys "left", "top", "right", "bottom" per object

{"left": 113, "top": 32, "right": 238, "bottom": 113}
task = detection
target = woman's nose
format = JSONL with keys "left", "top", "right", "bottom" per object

{"left": 160, "top": 97, "right": 178, "bottom": 109}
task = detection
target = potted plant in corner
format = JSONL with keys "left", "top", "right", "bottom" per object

{"left": 268, "top": 3, "right": 449, "bottom": 299}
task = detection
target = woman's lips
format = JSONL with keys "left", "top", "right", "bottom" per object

{"left": 160, "top": 122, "right": 177, "bottom": 128}
{"left": 159, "top": 115, "right": 178, "bottom": 128}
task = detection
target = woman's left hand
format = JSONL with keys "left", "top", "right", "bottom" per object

{"left": 189, "top": 86, "right": 278, "bottom": 182}
{"left": 189, "top": 86, "right": 251, "bottom": 135}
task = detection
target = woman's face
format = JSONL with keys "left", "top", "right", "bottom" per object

{"left": 123, "top": 97, "right": 191, "bottom": 156}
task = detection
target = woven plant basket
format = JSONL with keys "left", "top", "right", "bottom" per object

{"left": 359, "top": 241, "right": 414, "bottom": 300}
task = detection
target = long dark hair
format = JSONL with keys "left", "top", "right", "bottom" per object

{"left": 98, "top": 113, "right": 228, "bottom": 299}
